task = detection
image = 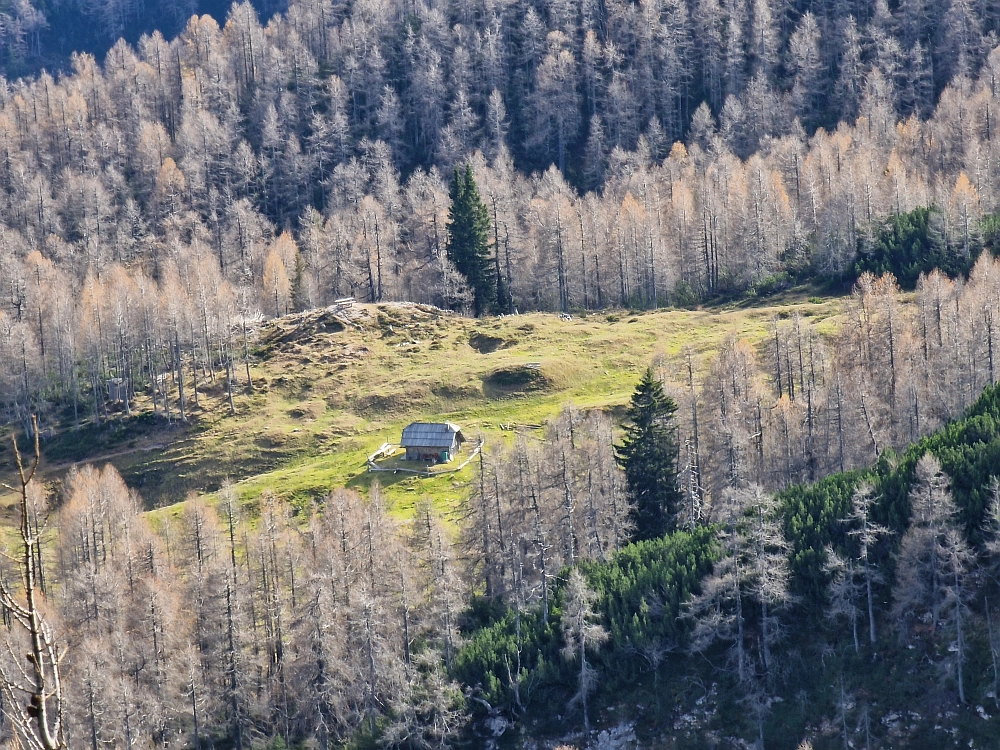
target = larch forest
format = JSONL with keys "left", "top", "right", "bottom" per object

{"left": 5, "top": 0, "right": 1000, "bottom": 748}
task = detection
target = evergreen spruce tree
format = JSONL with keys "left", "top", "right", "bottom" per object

{"left": 290, "top": 250, "right": 308, "bottom": 312}
{"left": 615, "top": 367, "right": 682, "bottom": 540}
{"left": 446, "top": 164, "right": 496, "bottom": 316}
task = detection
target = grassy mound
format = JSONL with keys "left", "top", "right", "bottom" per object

{"left": 469, "top": 331, "right": 516, "bottom": 353}
{"left": 483, "top": 363, "right": 557, "bottom": 395}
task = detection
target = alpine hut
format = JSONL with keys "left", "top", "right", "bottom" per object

{"left": 400, "top": 422, "right": 466, "bottom": 463}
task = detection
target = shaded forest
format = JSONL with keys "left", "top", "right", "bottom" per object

{"left": 0, "top": 1, "right": 286, "bottom": 74}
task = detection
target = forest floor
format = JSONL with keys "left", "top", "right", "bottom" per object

{"left": 0, "top": 288, "right": 848, "bottom": 522}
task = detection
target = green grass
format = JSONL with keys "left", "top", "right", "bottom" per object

{"left": 6, "top": 291, "right": 848, "bottom": 519}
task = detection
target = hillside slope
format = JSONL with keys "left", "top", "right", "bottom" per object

{"left": 3, "top": 294, "right": 845, "bottom": 515}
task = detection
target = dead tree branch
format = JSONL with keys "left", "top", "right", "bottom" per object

{"left": 0, "top": 417, "right": 64, "bottom": 750}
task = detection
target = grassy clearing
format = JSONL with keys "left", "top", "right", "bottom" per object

{"left": 4, "top": 290, "right": 848, "bottom": 518}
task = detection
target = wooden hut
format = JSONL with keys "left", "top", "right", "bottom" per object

{"left": 400, "top": 422, "right": 466, "bottom": 462}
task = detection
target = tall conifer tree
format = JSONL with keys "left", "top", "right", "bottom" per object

{"left": 446, "top": 164, "right": 495, "bottom": 316}
{"left": 615, "top": 367, "right": 682, "bottom": 539}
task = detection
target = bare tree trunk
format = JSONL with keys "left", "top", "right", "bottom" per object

{"left": 226, "top": 352, "right": 237, "bottom": 415}
{"left": 852, "top": 589, "right": 860, "bottom": 653}
{"left": 988, "top": 601, "right": 999, "bottom": 708}
{"left": 224, "top": 491, "right": 244, "bottom": 750}
{"left": 955, "top": 568, "right": 966, "bottom": 704}
{"left": 478, "top": 451, "right": 493, "bottom": 598}
{"left": 190, "top": 326, "right": 201, "bottom": 409}
{"left": 493, "top": 464, "right": 508, "bottom": 593}
{"left": 242, "top": 317, "right": 254, "bottom": 392}
{"left": 0, "top": 417, "right": 66, "bottom": 750}
{"left": 190, "top": 679, "right": 201, "bottom": 750}
{"left": 580, "top": 639, "right": 590, "bottom": 732}
{"left": 988, "top": 308, "right": 996, "bottom": 386}
{"left": 71, "top": 365, "right": 79, "bottom": 431}
{"left": 530, "top": 480, "right": 549, "bottom": 625}
{"left": 561, "top": 450, "right": 575, "bottom": 565}
{"left": 773, "top": 320, "right": 783, "bottom": 398}
{"left": 859, "top": 391, "right": 878, "bottom": 458}
{"left": 175, "top": 330, "right": 187, "bottom": 422}
{"left": 686, "top": 352, "right": 702, "bottom": 519}
{"left": 865, "top": 556, "right": 877, "bottom": 645}
{"left": 836, "top": 376, "right": 845, "bottom": 472}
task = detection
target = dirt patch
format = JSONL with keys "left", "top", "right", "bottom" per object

{"left": 257, "top": 428, "right": 293, "bottom": 449}
{"left": 482, "top": 365, "right": 553, "bottom": 396}
{"left": 432, "top": 383, "right": 483, "bottom": 401}
{"left": 288, "top": 400, "right": 327, "bottom": 420}
{"left": 481, "top": 358, "right": 580, "bottom": 398}
{"left": 259, "top": 309, "right": 346, "bottom": 353}
{"left": 375, "top": 303, "right": 449, "bottom": 332}
{"left": 354, "top": 394, "right": 399, "bottom": 414}
{"left": 352, "top": 385, "right": 430, "bottom": 415}
{"left": 469, "top": 332, "right": 516, "bottom": 353}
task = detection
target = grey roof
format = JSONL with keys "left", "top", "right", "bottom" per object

{"left": 400, "top": 422, "right": 465, "bottom": 448}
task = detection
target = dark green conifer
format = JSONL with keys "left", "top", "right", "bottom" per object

{"left": 615, "top": 367, "right": 682, "bottom": 540}
{"left": 290, "top": 250, "right": 308, "bottom": 312}
{"left": 446, "top": 164, "right": 495, "bottom": 316}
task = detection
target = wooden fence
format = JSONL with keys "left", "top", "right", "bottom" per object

{"left": 367, "top": 439, "right": 484, "bottom": 477}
